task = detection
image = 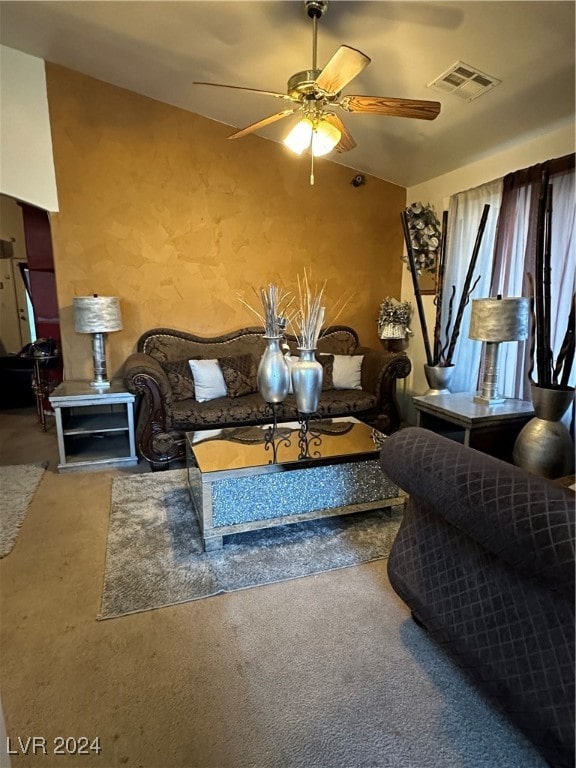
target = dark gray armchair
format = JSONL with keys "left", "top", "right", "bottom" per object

{"left": 380, "top": 427, "right": 575, "bottom": 768}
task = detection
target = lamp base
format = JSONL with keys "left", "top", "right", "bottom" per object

{"left": 473, "top": 393, "right": 505, "bottom": 406}
{"left": 90, "top": 332, "right": 111, "bottom": 389}
{"left": 474, "top": 341, "right": 506, "bottom": 406}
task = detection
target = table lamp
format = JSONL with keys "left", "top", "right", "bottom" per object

{"left": 73, "top": 295, "right": 122, "bottom": 387}
{"left": 468, "top": 296, "right": 529, "bottom": 405}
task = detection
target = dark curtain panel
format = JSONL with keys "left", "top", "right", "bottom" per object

{"left": 490, "top": 153, "right": 575, "bottom": 401}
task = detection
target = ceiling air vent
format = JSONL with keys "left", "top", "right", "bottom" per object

{"left": 428, "top": 61, "right": 501, "bottom": 102}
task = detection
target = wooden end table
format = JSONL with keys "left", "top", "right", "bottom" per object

{"left": 412, "top": 392, "right": 535, "bottom": 462}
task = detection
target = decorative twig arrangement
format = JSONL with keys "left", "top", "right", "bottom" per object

{"left": 432, "top": 209, "right": 449, "bottom": 364}
{"left": 290, "top": 269, "right": 352, "bottom": 348}
{"left": 237, "top": 284, "right": 295, "bottom": 337}
{"left": 238, "top": 271, "right": 352, "bottom": 349}
{"left": 292, "top": 270, "right": 326, "bottom": 349}
{"left": 401, "top": 211, "right": 434, "bottom": 365}
{"left": 402, "top": 203, "right": 489, "bottom": 367}
{"left": 554, "top": 298, "right": 575, "bottom": 387}
{"left": 528, "top": 170, "right": 575, "bottom": 388}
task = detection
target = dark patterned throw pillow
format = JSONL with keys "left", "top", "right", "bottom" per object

{"left": 219, "top": 354, "right": 259, "bottom": 398}
{"left": 159, "top": 359, "right": 195, "bottom": 401}
{"left": 316, "top": 353, "right": 334, "bottom": 391}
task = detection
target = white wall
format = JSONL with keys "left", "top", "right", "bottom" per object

{"left": 0, "top": 45, "right": 59, "bottom": 212}
{"left": 399, "top": 124, "right": 575, "bottom": 422}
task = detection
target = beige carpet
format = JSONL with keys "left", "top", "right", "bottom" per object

{"left": 0, "top": 455, "right": 548, "bottom": 768}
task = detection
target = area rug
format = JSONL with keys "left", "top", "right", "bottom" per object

{"left": 99, "top": 468, "right": 402, "bottom": 619}
{"left": 0, "top": 463, "right": 46, "bottom": 558}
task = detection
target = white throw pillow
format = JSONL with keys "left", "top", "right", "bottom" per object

{"left": 188, "top": 359, "right": 227, "bottom": 402}
{"left": 321, "top": 354, "right": 363, "bottom": 390}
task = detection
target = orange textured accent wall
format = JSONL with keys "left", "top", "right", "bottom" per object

{"left": 45, "top": 64, "right": 406, "bottom": 380}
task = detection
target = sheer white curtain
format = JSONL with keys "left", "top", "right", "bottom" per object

{"left": 490, "top": 165, "right": 575, "bottom": 427}
{"left": 491, "top": 169, "right": 575, "bottom": 396}
{"left": 441, "top": 179, "right": 503, "bottom": 394}
{"left": 488, "top": 184, "right": 532, "bottom": 399}
{"left": 547, "top": 170, "right": 575, "bottom": 389}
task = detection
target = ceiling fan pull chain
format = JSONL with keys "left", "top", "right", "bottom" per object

{"left": 310, "top": 150, "right": 315, "bottom": 186}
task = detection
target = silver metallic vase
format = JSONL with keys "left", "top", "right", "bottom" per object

{"left": 257, "top": 336, "right": 290, "bottom": 403}
{"left": 513, "top": 384, "right": 575, "bottom": 479}
{"left": 424, "top": 364, "right": 455, "bottom": 395}
{"left": 291, "top": 348, "right": 323, "bottom": 414}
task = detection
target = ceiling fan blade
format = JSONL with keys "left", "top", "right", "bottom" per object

{"left": 323, "top": 113, "right": 356, "bottom": 153}
{"left": 193, "top": 82, "right": 295, "bottom": 102}
{"left": 315, "top": 46, "right": 371, "bottom": 95}
{"left": 228, "top": 109, "right": 297, "bottom": 140}
{"left": 340, "top": 95, "right": 441, "bottom": 120}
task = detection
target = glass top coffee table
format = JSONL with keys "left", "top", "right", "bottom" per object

{"left": 186, "top": 418, "right": 404, "bottom": 550}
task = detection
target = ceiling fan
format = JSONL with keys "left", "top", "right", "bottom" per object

{"left": 194, "top": 0, "right": 441, "bottom": 183}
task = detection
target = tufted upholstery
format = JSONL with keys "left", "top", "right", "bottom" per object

{"left": 381, "top": 427, "right": 575, "bottom": 768}
{"left": 123, "top": 326, "right": 411, "bottom": 470}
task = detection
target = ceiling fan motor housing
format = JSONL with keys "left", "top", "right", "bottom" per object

{"left": 287, "top": 70, "right": 322, "bottom": 99}
{"left": 305, "top": 1, "right": 328, "bottom": 19}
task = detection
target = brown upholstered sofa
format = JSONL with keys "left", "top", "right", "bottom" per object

{"left": 380, "top": 427, "right": 575, "bottom": 768}
{"left": 123, "top": 325, "right": 411, "bottom": 470}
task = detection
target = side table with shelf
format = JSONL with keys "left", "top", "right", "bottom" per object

{"left": 49, "top": 380, "right": 138, "bottom": 472}
{"left": 412, "top": 392, "right": 535, "bottom": 462}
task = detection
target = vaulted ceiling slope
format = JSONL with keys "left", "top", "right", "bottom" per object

{"left": 1, "top": 1, "right": 574, "bottom": 186}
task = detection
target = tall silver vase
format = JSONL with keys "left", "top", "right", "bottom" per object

{"left": 257, "top": 335, "right": 290, "bottom": 403}
{"left": 291, "top": 348, "right": 323, "bottom": 414}
{"left": 513, "top": 384, "right": 575, "bottom": 479}
{"left": 424, "top": 364, "right": 455, "bottom": 395}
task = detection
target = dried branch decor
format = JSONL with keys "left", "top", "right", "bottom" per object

{"left": 239, "top": 272, "right": 351, "bottom": 349}
{"left": 401, "top": 203, "right": 489, "bottom": 367}
{"left": 292, "top": 271, "right": 325, "bottom": 349}
{"left": 237, "top": 284, "right": 295, "bottom": 337}
{"left": 528, "top": 171, "right": 575, "bottom": 389}
{"left": 290, "top": 270, "right": 351, "bottom": 349}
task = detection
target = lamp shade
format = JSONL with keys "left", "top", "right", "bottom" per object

{"left": 469, "top": 297, "right": 529, "bottom": 342}
{"left": 73, "top": 296, "right": 123, "bottom": 334}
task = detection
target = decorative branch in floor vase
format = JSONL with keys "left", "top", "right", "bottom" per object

{"left": 402, "top": 203, "right": 488, "bottom": 368}
{"left": 443, "top": 203, "right": 489, "bottom": 365}
{"left": 553, "top": 296, "right": 575, "bottom": 387}
{"left": 401, "top": 210, "right": 434, "bottom": 365}
{"left": 528, "top": 169, "right": 575, "bottom": 389}
{"left": 432, "top": 209, "right": 449, "bottom": 364}
{"left": 533, "top": 169, "right": 554, "bottom": 386}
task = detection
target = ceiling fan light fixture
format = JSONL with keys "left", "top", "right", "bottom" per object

{"left": 283, "top": 117, "right": 341, "bottom": 157}
{"left": 195, "top": 0, "right": 441, "bottom": 182}
{"left": 311, "top": 119, "right": 341, "bottom": 156}
{"left": 283, "top": 118, "right": 314, "bottom": 154}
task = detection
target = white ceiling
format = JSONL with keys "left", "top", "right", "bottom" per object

{"left": 1, "top": 1, "right": 574, "bottom": 187}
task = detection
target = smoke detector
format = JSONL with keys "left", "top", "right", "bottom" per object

{"left": 428, "top": 61, "right": 501, "bottom": 102}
